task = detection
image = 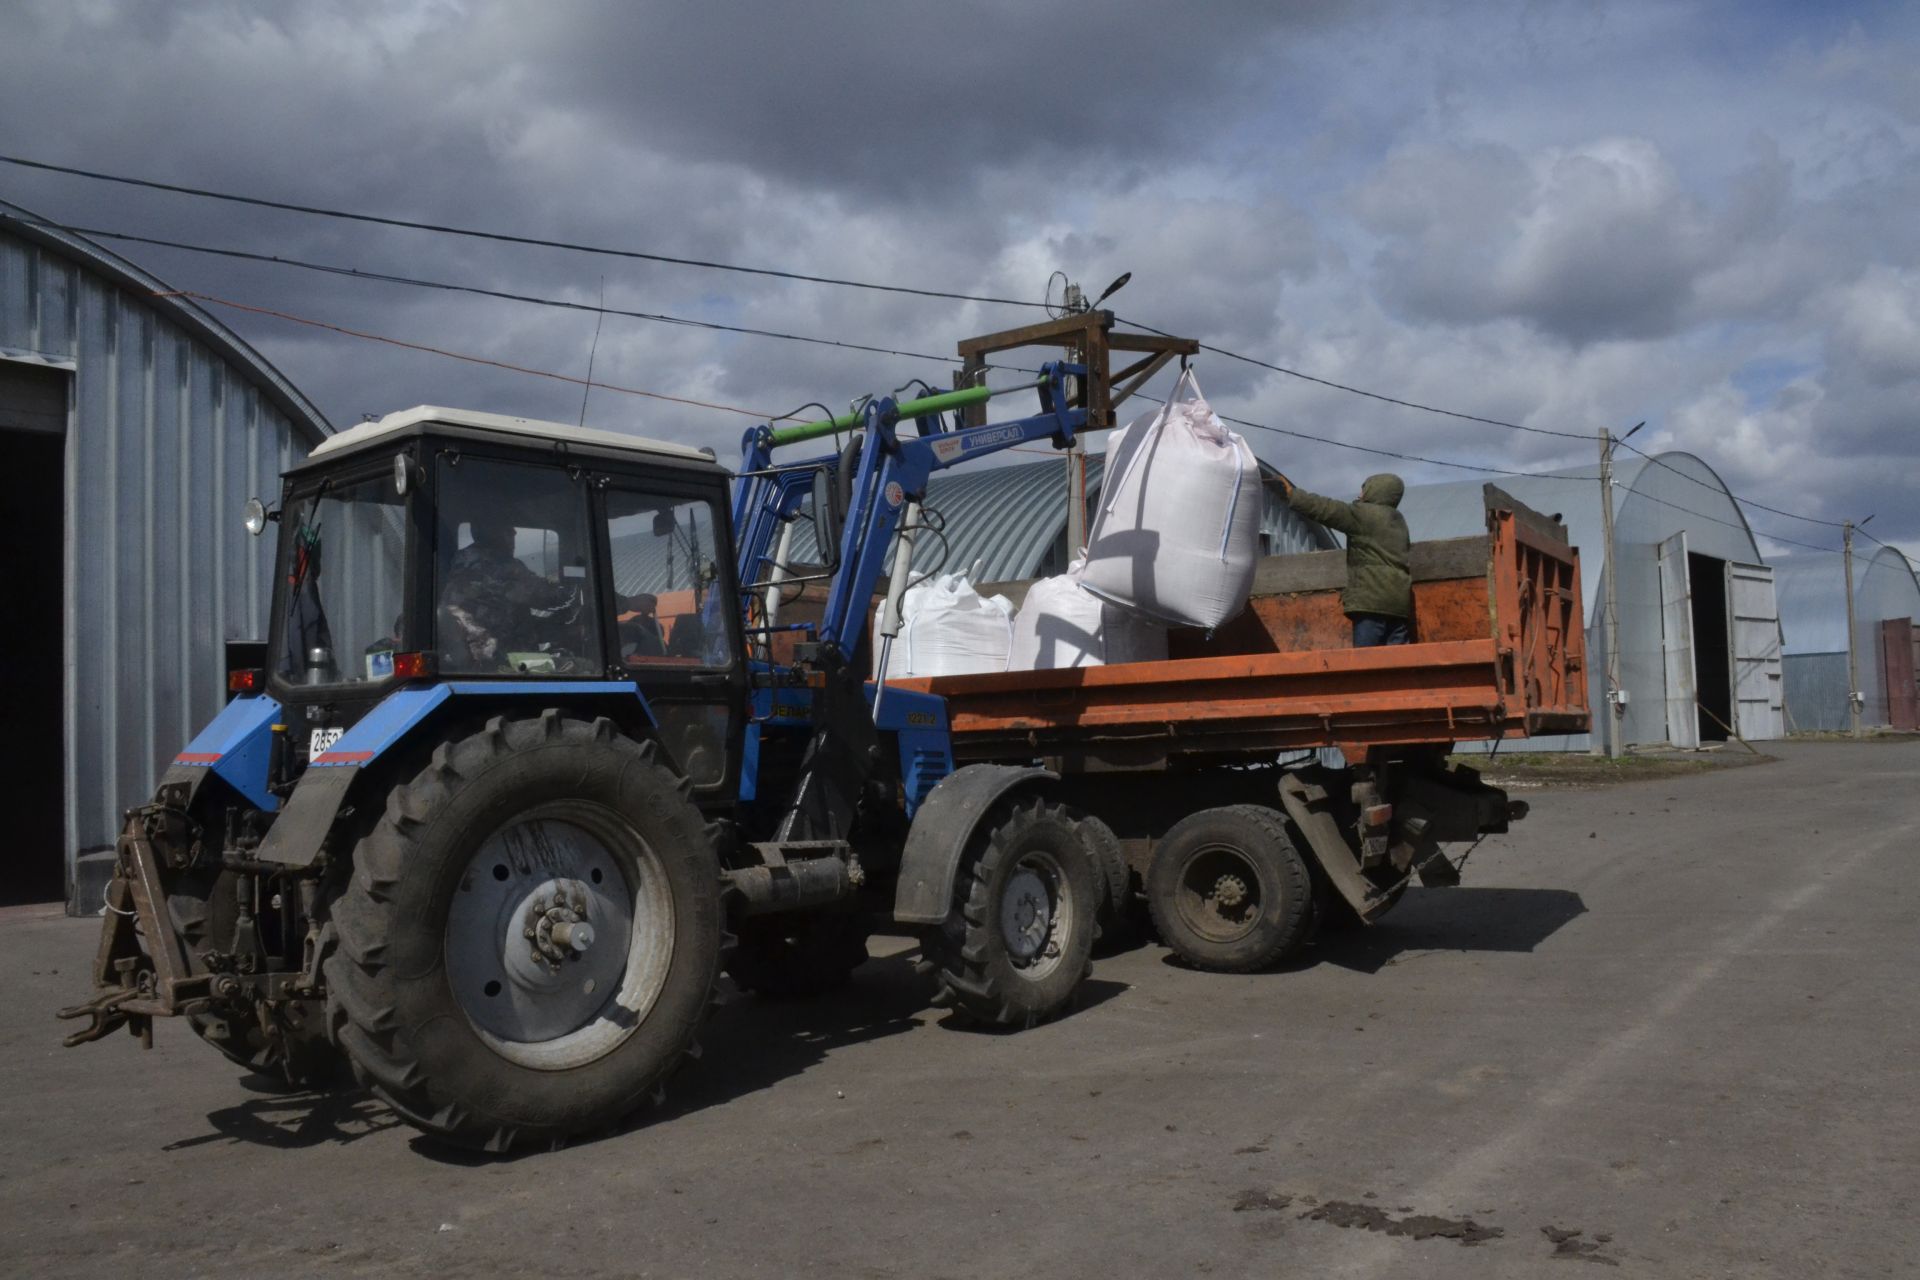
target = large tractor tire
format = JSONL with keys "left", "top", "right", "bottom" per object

{"left": 726, "top": 912, "right": 869, "bottom": 998}
{"left": 168, "top": 870, "right": 343, "bottom": 1088}
{"left": 324, "top": 712, "right": 725, "bottom": 1152}
{"left": 927, "top": 794, "right": 1097, "bottom": 1028}
{"left": 1146, "top": 804, "right": 1312, "bottom": 973}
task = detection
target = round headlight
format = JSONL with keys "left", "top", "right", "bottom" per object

{"left": 243, "top": 497, "right": 267, "bottom": 537}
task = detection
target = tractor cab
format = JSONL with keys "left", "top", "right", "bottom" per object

{"left": 259, "top": 406, "right": 749, "bottom": 796}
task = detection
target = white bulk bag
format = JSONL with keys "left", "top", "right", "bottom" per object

{"left": 872, "top": 571, "right": 1014, "bottom": 679}
{"left": 1008, "top": 561, "right": 1168, "bottom": 670}
{"left": 1080, "top": 369, "right": 1262, "bottom": 630}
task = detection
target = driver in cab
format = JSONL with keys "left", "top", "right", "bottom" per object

{"left": 440, "top": 518, "right": 581, "bottom": 669}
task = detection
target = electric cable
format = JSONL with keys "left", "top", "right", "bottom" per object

{"left": 15, "top": 216, "right": 967, "bottom": 367}
{"left": 159, "top": 289, "right": 778, "bottom": 420}
{"left": 0, "top": 154, "right": 1052, "bottom": 309}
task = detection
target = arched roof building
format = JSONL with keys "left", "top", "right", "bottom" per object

{"left": 1397, "top": 453, "right": 1778, "bottom": 751}
{"left": 1, "top": 202, "right": 331, "bottom": 910}
{"left": 1773, "top": 546, "right": 1920, "bottom": 731}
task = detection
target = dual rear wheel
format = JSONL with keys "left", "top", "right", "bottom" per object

{"left": 1145, "top": 804, "right": 1315, "bottom": 973}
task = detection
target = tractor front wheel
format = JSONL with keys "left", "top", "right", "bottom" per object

{"left": 928, "top": 795, "right": 1097, "bottom": 1028}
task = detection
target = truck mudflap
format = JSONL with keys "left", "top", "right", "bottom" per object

{"left": 56, "top": 807, "right": 207, "bottom": 1048}
{"left": 1277, "top": 772, "right": 1401, "bottom": 924}
{"left": 1278, "top": 765, "right": 1527, "bottom": 921}
{"left": 892, "top": 764, "right": 1057, "bottom": 925}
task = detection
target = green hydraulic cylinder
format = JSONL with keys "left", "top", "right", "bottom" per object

{"left": 765, "top": 379, "right": 1042, "bottom": 449}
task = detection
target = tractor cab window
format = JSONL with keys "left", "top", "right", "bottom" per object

{"left": 433, "top": 458, "right": 601, "bottom": 675}
{"left": 605, "top": 490, "right": 734, "bottom": 670}
{"left": 276, "top": 473, "right": 409, "bottom": 685}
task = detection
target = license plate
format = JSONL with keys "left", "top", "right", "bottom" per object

{"left": 309, "top": 727, "right": 345, "bottom": 757}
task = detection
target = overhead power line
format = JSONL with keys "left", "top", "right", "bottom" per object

{"left": 159, "top": 290, "right": 778, "bottom": 421}
{"left": 0, "top": 157, "right": 1870, "bottom": 535}
{"left": 1115, "top": 315, "right": 1592, "bottom": 441}
{"left": 0, "top": 153, "right": 1051, "bottom": 310}
{"left": 161, "top": 284, "right": 1860, "bottom": 557}
{"left": 35, "top": 217, "right": 963, "bottom": 366}
{"left": 5, "top": 156, "right": 1861, "bottom": 538}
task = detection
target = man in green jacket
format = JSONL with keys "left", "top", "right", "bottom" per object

{"left": 1273, "top": 472, "right": 1413, "bottom": 646}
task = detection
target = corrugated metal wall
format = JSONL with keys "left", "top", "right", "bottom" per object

{"left": 0, "top": 218, "right": 328, "bottom": 905}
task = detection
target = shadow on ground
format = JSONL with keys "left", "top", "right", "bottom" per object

{"left": 162, "top": 946, "right": 1125, "bottom": 1161}
{"left": 1147, "top": 885, "right": 1588, "bottom": 978}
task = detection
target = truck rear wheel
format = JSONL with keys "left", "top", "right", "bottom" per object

{"left": 1074, "top": 812, "right": 1137, "bottom": 951}
{"left": 323, "top": 712, "right": 724, "bottom": 1152}
{"left": 928, "top": 795, "right": 1097, "bottom": 1028}
{"left": 1146, "top": 805, "right": 1312, "bottom": 973}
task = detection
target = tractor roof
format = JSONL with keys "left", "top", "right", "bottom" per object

{"left": 308, "top": 405, "right": 720, "bottom": 465}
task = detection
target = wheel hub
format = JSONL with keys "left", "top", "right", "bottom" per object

{"left": 524, "top": 882, "right": 597, "bottom": 968}
{"left": 446, "top": 818, "right": 645, "bottom": 1048}
{"left": 1001, "top": 867, "right": 1053, "bottom": 962}
{"left": 1211, "top": 873, "right": 1249, "bottom": 909}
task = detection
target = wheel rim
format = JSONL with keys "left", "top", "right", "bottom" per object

{"left": 444, "top": 807, "right": 674, "bottom": 1070}
{"left": 1173, "top": 843, "right": 1262, "bottom": 944}
{"left": 999, "top": 851, "right": 1071, "bottom": 979}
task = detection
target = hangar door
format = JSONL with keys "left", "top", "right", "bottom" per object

{"left": 1657, "top": 532, "right": 1699, "bottom": 749}
{"left": 1726, "top": 561, "right": 1784, "bottom": 741}
{"left": 1885, "top": 618, "right": 1918, "bottom": 732}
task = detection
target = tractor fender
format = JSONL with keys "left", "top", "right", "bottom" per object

{"left": 892, "top": 764, "right": 1056, "bottom": 925}
{"left": 256, "top": 682, "right": 655, "bottom": 868}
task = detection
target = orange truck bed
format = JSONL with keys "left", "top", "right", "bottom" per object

{"left": 892, "top": 485, "right": 1589, "bottom": 766}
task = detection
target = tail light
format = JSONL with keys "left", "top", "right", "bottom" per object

{"left": 228, "top": 668, "right": 264, "bottom": 695}
{"left": 392, "top": 651, "right": 435, "bottom": 680}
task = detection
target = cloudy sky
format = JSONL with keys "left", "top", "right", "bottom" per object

{"left": 3, "top": 0, "right": 1915, "bottom": 558}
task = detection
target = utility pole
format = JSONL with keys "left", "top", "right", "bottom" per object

{"left": 1843, "top": 518, "right": 1861, "bottom": 738}
{"left": 1598, "top": 427, "right": 1624, "bottom": 758}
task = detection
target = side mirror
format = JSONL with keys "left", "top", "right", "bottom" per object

{"left": 244, "top": 497, "right": 267, "bottom": 537}
{"left": 811, "top": 466, "right": 842, "bottom": 568}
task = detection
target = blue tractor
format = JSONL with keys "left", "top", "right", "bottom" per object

{"left": 61, "top": 364, "right": 1117, "bottom": 1150}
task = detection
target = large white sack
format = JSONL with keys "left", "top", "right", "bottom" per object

{"left": 1081, "top": 370, "right": 1262, "bottom": 630}
{"left": 872, "top": 572, "right": 1014, "bottom": 679}
{"left": 1008, "top": 563, "right": 1168, "bottom": 670}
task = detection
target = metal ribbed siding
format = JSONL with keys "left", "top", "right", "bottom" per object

{"left": 791, "top": 450, "right": 1336, "bottom": 580}
{"left": 1774, "top": 547, "right": 1920, "bottom": 728}
{"left": 1, "top": 209, "right": 329, "bottom": 905}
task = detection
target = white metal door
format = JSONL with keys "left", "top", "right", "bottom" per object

{"left": 1657, "top": 532, "right": 1699, "bottom": 749}
{"left": 1727, "top": 561, "right": 1785, "bottom": 740}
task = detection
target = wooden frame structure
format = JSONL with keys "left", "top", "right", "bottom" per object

{"left": 954, "top": 311, "right": 1199, "bottom": 431}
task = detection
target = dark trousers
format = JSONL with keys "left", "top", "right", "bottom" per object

{"left": 1351, "top": 613, "right": 1410, "bottom": 647}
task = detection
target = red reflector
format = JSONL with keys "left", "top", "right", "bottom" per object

{"left": 392, "top": 651, "right": 435, "bottom": 679}
{"left": 228, "top": 668, "right": 263, "bottom": 694}
{"left": 1363, "top": 803, "right": 1394, "bottom": 828}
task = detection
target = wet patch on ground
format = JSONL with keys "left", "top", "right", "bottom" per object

{"left": 1232, "top": 1190, "right": 1293, "bottom": 1213}
{"left": 1542, "top": 1225, "right": 1620, "bottom": 1265}
{"left": 1299, "top": 1199, "right": 1504, "bottom": 1246}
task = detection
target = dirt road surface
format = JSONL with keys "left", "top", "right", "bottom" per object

{"left": 2, "top": 739, "right": 1914, "bottom": 1278}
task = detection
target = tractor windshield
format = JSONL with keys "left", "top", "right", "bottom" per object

{"left": 276, "top": 473, "right": 410, "bottom": 685}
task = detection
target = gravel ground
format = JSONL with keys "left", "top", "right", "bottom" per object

{"left": 1, "top": 738, "right": 1914, "bottom": 1279}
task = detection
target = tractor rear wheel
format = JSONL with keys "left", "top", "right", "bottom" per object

{"left": 323, "top": 712, "right": 724, "bottom": 1152}
{"left": 1146, "top": 805, "right": 1312, "bottom": 972}
{"left": 928, "top": 795, "right": 1097, "bottom": 1028}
